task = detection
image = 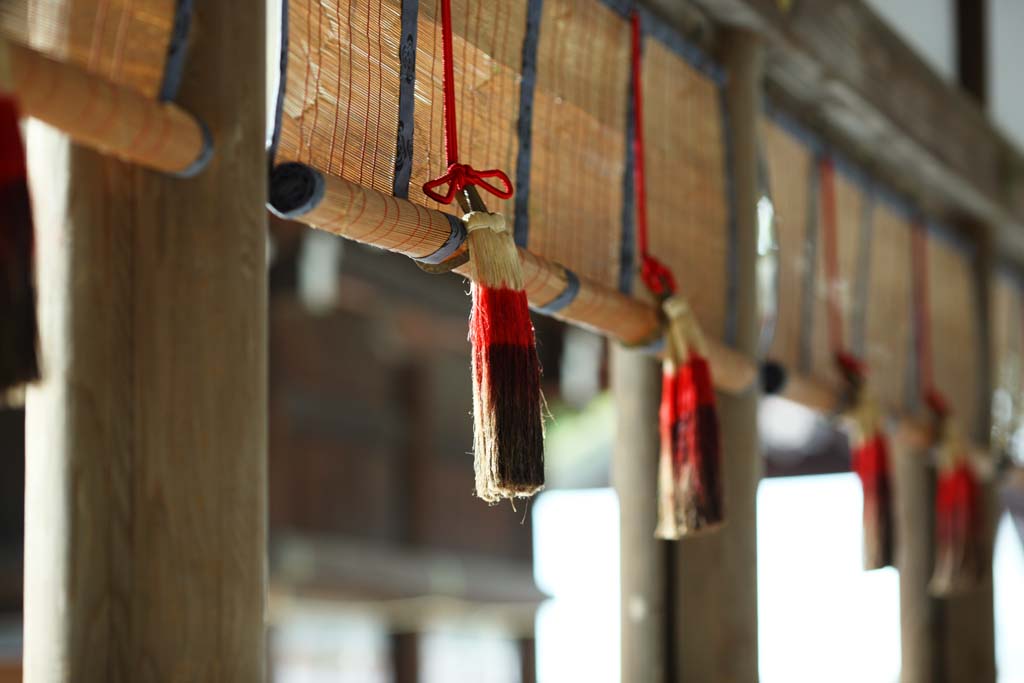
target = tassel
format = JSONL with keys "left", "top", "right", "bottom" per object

{"left": 929, "top": 422, "right": 984, "bottom": 596}
{"left": 0, "top": 44, "right": 38, "bottom": 394}
{"left": 655, "top": 295, "right": 723, "bottom": 539}
{"left": 466, "top": 206, "right": 545, "bottom": 503}
{"left": 838, "top": 354, "right": 895, "bottom": 569}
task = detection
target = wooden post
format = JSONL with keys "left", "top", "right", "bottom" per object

{"left": 673, "top": 28, "right": 763, "bottom": 682}
{"left": 894, "top": 425, "right": 941, "bottom": 683}
{"left": 22, "top": 3, "right": 267, "bottom": 681}
{"left": 390, "top": 632, "right": 419, "bottom": 683}
{"left": 611, "top": 344, "right": 667, "bottom": 683}
{"left": 940, "top": 231, "right": 997, "bottom": 683}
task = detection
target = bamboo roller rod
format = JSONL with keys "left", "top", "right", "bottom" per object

{"left": 2, "top": 41, "right": 210, "bottom": 176}
{"left": 268, "top": 163, "right": 757, "bottom": 395}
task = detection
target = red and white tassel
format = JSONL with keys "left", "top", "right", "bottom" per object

{"left": 930, "top": 421, "right": 984, "bottom": 596}
{"left": 846, "top": 398, "right": 895, "bottom": 569}
{"left": 655, "top": 296, "right": 723, "bottom": 539}
{"left": 466, "top": 209, "right": 544, "bottom": 502}
{"left": 0, "top": 41, "right": 38, "bottom": 395}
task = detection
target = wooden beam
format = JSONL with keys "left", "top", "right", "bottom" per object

{"left": 956, "top": 0, "right": 988, "bottom": 105}
{"left": 652, "top": 0, "right": 1024, "bottom": 269}
{"left": 673, "top": 27, "right": 763, "bottom": 682}
{"left": 22, "top": 2, "right": 267, "bottom": 680}
{"left": 610, "top": 344, "right": 667, "bottom": 683}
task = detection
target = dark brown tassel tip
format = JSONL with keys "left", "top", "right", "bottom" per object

{"left": 470, "top": 283, "right": 544, "bottom": 502}
{"left": 0, "top": 96, "right": 39, "bottom": 392}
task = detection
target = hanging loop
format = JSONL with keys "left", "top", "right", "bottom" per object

{"left": 423, "top": 162, "right": 514, "bottom": 205}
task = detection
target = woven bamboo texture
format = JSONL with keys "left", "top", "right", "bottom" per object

{"left": 761, "top": 117, "right": 810, "bottom": 372}
{"left": 410, "top": 0, "right": 525, "bottom": 221}
{"left": 0, "top": 0, "right": 176, "bottom": 97}
{"left": 862, "top": 202, "right": 913, "bottom": 413}
{"left": 276, "top": 0, "right": 402, "bottom": 196}
{"left": 927, "top": 235, "right": 980, "bottom": 430}
{"left": 277, "top": 0, "right": 733, "bottom": 343}
{"left": 8, "top": 42, "right": 205, "bottom": 173}
{"left": 525, "top": 0, "right": 628, "bottom": 287}
{"left": 991, "top": 274, "right": 1023, "bottom": 452}
{"left": 642, "top": 37, "right": 728, "bottom": 340}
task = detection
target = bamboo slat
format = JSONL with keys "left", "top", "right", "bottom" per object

{"left": 928, "top": 234, "right": 981, "bottom": 429}
{"left": 0, "top": 0, "right": 176, "bottom": 98}
{"left": 269, "top": 163, "right": 757, "bottom": 394}
{"left": 526, "top": 0, "right": 628, "bottom": 287}
{"left": 864, "top": 201, "right": 913, "bottom": 413}
{"left": 761, "top": 117, "right": 810, "bottom": 372}
{"left": 643, "top": 37, "right": 729, "bottom": 340}
{"left": 7, "top": 42, "right": 208, "bottom": 175}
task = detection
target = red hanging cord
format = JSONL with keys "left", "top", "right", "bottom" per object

{"left": 819, "top": 155, "right": 863, "bottom": 379}
{"left": 911, "top": 219, "right": 948, "bottom": 417}
{"left": 422, "top": 0, "right": 513, "bottom": 204}
{"left": 630, "top": 10, "right": 675, "bottom": 298}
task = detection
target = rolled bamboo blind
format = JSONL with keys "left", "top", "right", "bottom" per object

{"left": 0, "top": 0, "right": 178, "bottom": 98}
{"left": 6, "top": 41, "right": 208, "bottom": 175}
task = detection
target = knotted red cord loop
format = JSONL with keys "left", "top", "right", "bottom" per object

{"left": 422, "top": 0, "right": 514, "bottom": 205}
{"left": 423, "top": 163, "right": 513, "bottom": 204}
{"left": 630, "top": 10, "right": 676, "bottom": 299}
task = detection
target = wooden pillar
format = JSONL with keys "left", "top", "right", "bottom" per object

{"left": 518, "top": 636, "right": 537, "bottom": 683}
{"left": 390, "top": 632, "right": 419, "bottom": 683}
{"left": 894, "top": 426, "right": 941, "bottom": 683}
{"left": 611, "top": 344, "right": 667, "bottom": 683}
{"left": 674, "top": 28, "right": 763, "bottom": 682}
{"left": 941, "top": 231, "right": 997, "bottom": 683}
{"left": 22, "top": 3, "right": 267, "bottom": 681}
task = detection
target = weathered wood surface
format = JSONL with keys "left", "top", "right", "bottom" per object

{"left": 22, "top": 1, "right": 267, "bottom": 681}
{"left": 611, "top": 344, "right": 667, "bottom": 683}
{"left": 649, "top": 0, "right": 1024, "bottom": 268}
{"left": 673, "top": 28, "right": 762, "bottom": 682}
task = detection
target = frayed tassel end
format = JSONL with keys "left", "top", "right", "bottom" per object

{"left": 655, "top": 296, "right": 724, "bottom": 540}
{"left": 0, "top": 94, "right": 39, "bottom": 394}
{"left": 929, "top": 434, "right": 985, "bottom": 596}
{"left": 467, "top": 214, "right": 544, "bottom": 503}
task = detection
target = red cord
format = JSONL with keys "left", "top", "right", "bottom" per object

{"left": 631, "top": 11, "right": 676, "bottom": 298}
{"left": 819, "top": 156, "right": 865, "bottom": 380}
{"left": 422, "top": 0, "right": 513, "bottom": 204}
{"left": 911, "top": 219, "right": 948, "bottom": 416}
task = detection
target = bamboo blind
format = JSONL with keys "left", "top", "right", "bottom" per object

{"left": 525, "top": 0, "right": 628, "bottom": 287}
{"left": 991, "top": 273, "right": 1023, "bottom": 452}
{"left": 863, "top": 201, "right": 913, "bottom": 413}
{"left": 275, "top": 0, "right": 733, "bottom": 339}
{"left": 761, "top": 116, "right": 810, "bottom": 372}
{"left": 927, "top": 234, "right": 981, "bottom": 431}
{"left": 0, "top": 0, "right": 177, "bottom": 97}
{"left": 642, "top": 37, "right": 729, "bottom": 340}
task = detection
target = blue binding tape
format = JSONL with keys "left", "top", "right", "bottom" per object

{"left": 531, "top": 268, "right": 581, "bottom": 315}
{"left": 414, "top": 215, "right": 467, "bottom": 265}
{"left": 158, "top": 0, "right": 194, "bottom": 102}
{"left": 720, "top": 84, "right": 739, "bottom": 347}
{"left": 618, "top": 41, "right": 638, "bottom": 295}
{"left": 267, "top": 163, "right": 325, "bottom": 219}
{"left": 172, "top": 117, "right": 214, "bottom": 179}
{"left": 393, "top": 0, "right": 419, "bottom": 198}
{"left": 513, "top": 0, "right": 544, "bottom": 246}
